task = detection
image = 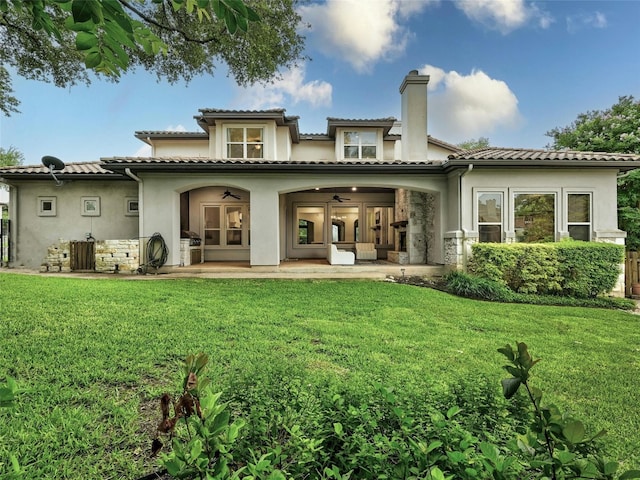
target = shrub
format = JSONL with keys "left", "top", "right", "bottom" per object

{"left": 556, "top": 241, "right": 624, "bottom": 298}
{"left": 153, "top": 351, "right": 640, "bottom": 480}
{"left": 470, "top": 241, "right": 624, "bottom": 298}
{"left": 442, "top": 271, "right": 635, "bottom": 310}
{"left": 444, "top": 271, "right": 514, "bottom": 301}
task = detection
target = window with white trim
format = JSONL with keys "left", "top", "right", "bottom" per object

{"left": 477, "top": 193, "right": 502, "bottom": 242}
{"left": 202, "top": 204, "right": 250, "bottom": 247}
{"left": 567, "top": 193, "right": 591, "bottom": 241}
{"left": 343, "top": 131, "right": 377, "bottom": 159}
{"left": 296, "top": 205, "right": 325, "bottom": 245}
{"left": 38, "top": 196, "right": 56, "bottom": 216}
{"left": 226, "top": 127, "right": 263, "bottom": 159}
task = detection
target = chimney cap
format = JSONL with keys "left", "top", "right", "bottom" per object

{"left": 399, "top": 70, "right": 430, "bottom": 93}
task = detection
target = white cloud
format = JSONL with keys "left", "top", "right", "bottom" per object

{"left": 298, "top": 0, "right": 434, "bottom": 72}
{"left": 456, "top": 0, "right": 553, "bottom": 33}
{"left": 419, "top": 64, "right": 521, "bottom": 142}
{"left": 567, "top": 11, "right": 607, "bottom": 34}
{"left": 241, "top": 66, "right": 332, "bottom": 109}
{"left": 134, "top": 144, "right": 152, "bottom": 157}
{"left": 166, "top": 125, "right": 187, "bottom": 132}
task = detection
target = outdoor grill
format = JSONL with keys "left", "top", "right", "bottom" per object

{"left": 181, "top": 230, "right": 201, "bottom": 247}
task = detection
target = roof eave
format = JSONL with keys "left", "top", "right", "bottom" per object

{"left": 443, "top": 159, "right": 640, "bottom": 172}
{"left": 103, "top": 161, "right": 442, "bottom": 175}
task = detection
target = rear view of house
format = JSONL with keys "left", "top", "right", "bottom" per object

{"left": 1, "top": 70, "right": 639, "bottom": 295}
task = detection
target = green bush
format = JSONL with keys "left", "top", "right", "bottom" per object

{"left": 444, "top": 271, "right": 514, "bottom": 301}
{"left": 470, "top": 241, "right": 624, "bottom": 298}
{"left": 155, "top": 352, "right": 640, "bottom": 480}
{"left": 556, "top": 241, "right": 624, "bottom": 298}
{"left": 442, "top": 271, "right": 635, "bottom": 310}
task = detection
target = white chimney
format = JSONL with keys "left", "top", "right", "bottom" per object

{"left": 399, "top": 70, "right": 429, "bottom": 161}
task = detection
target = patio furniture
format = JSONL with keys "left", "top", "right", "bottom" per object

{"left": 355, "top": 243, "right": 377, "bottom": 260}
{"left": 328, "top": 244, "right": 355, "bottom": 265}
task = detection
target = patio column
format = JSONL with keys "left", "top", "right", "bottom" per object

{"left": 250, "top": 189, "right": 279, "bottom": 266}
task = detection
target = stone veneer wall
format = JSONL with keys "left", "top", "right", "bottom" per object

{"left": 95, "top": 240, "right": 139, "bottom": 273}
{"left": 41, "top": 240, "right": 72, "bottom": 272}
{"left": 41, "top": 239, "right": 139, "bottom": 273}
{"left": 394, "top": 189, "right": 433, "bottom": 265}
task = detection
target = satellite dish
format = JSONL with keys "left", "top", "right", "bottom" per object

{"left": 42, "top": 156, "right": 65, "bottom": 171}
{"left": 41, "top": 155, "right": 66, "bottom": 186}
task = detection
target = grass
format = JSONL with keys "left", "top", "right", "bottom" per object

{"left": 0, "top": 272, "right": 639, "bottom": 478}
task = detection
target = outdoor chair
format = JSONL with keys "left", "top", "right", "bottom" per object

{"left": 328, "top": 244, "right": 355, "bottom": 265}
{"left": 355, "top": 243, "right": 377, "bottom": 260}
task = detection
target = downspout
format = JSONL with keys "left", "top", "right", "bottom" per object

{"left": 1, "top": 180, "right": 18, "bottom": 266}
{"left": 124, "top": 168, "right": 144, "bottom": 266}
{"left": 458, "top": 164, "right": 473, "bottom": 271}
{"left": 617, "top": 169, "right": 637, "bottom": 179}
{"left": 458, "top": 164, "right": 473, "bottom": 230}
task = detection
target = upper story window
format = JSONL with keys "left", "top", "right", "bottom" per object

{"left": 343, "top": 131, "right": 377, "bottom": 159}
{"left": 227, "top": 127, "right": 263, "bottom": 159}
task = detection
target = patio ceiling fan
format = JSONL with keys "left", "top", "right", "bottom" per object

{"left": 222, "top": 189, "right": 241, "bottom": 200}
{"left": 332, "top": 194, "right": 351, "bottom": 203}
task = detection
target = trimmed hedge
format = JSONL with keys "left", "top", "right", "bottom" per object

{"left": 469, "top": 240, "right": 624, "bottom": 298}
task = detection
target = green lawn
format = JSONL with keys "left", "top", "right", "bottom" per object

{"left": 0, "top": 273, "right": 639, "bottom": 479}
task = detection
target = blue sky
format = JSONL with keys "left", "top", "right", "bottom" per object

{"left": 2, "top": 0, "right": 640, "bottom": 165}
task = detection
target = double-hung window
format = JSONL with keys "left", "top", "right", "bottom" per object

{"left": 567, "top": 193, "right": 591, "bottom": 241}
{"left": 226, "top": 127, "right": 263, "bottom": 159}
{"left": 477, "top": 193, "right": 503, "bottom": 242}
{"left": 343, "top": 131, "right": 377, "bottom": 159}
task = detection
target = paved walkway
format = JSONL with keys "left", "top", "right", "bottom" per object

{"left": 1, "top": 261, "right": 444, "bottom": 281}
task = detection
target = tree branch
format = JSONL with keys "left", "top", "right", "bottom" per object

{"left": 118, "top": 0, "right": 221, "bottom": 45}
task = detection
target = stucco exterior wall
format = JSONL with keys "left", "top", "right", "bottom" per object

{"left": 9, "top": 180, "right": 138, "bottom": 269}
{"left": 152, "top": 139, "right": 209, "bottom": 157}
{"left": 459, "top": 168, "right": 621, "bottom": 236}
{"left": 136, "top": 172, "right": 449, "bottom": 267}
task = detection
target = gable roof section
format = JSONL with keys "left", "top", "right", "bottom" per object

{"left": 134, "top": 131, "right": 208, "bottom": 145}
{"left": 429, "top": 136, "right": 463, "bottom": 153}
{"left": 4, "top": 148, "right": 640, "bottom": 181}
{"left": 194, "top": 108, "right": 301, "bottom": 143}
{"left": 445, "top": 147, "right": 640, "bottom": 171}
{"left": 326, "top": 117, "right": 397, "bottom": 138}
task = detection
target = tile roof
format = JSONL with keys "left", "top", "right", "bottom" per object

{"left": 100, "top": 156, "right": 441, "bottom": 174}
{"left": 194, "top": 108, "right": 300, "bottom": 142}
{"left": 3, "top": 147, "right": 640, "bottom": 181}
{"left": 197, "top": 108, "right": 287, "bottom": 114}
{"left": 0, "top": 161, "right": 121, "bottom": 176}
{"left": 135, "top": 131, "right": 208, "bottom": 137}
{"left": 101, "top": 156, "right": 436, "bottom": 167}
{"left": 448, "top": 147, "right": 640, "bottom": 165}
{"left": 326, "top": 117, "right": 397, "bottom": 137}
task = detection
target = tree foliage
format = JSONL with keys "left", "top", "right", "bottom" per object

{"left": 0, "top": 146, "right": 24, "bottom": 167}
{"left": 0, "top": 0, "right": 306, "bottom": 115}
{"left": 546, "top": 96, "right": 640, "bottom": 250}
{"left": 546, "top": 96, "right": 640, "bottom": 154}
{"left": 457, "top": 136, "right": 490, "bottom": 150}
